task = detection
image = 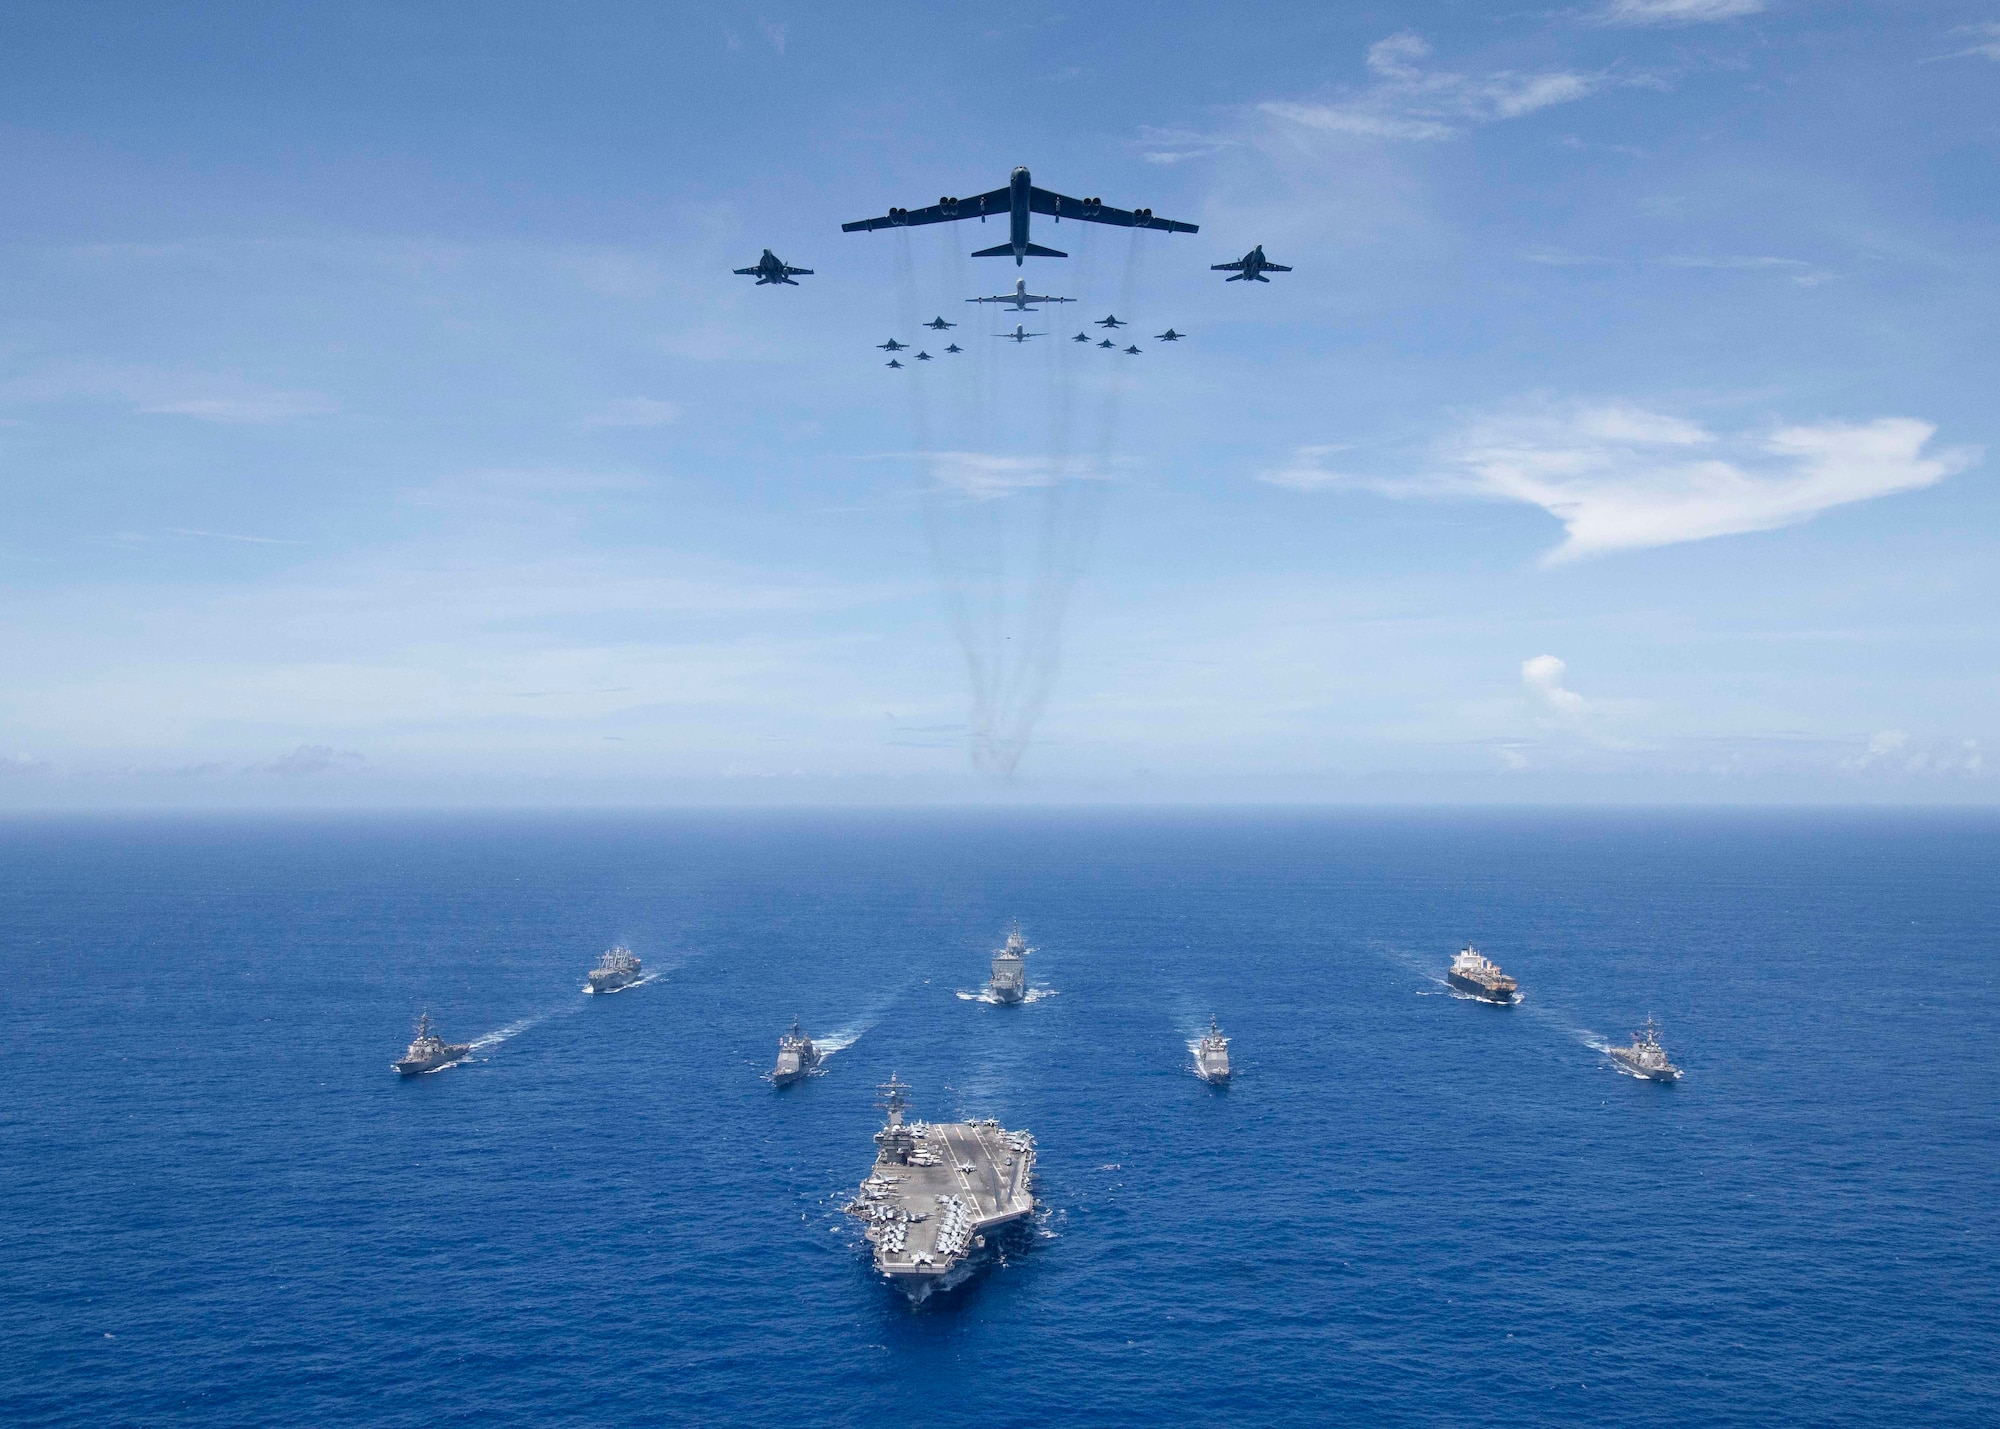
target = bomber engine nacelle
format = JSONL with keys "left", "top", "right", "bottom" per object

{"left": 888, "top": 207, "right": 909, "bottom": 225}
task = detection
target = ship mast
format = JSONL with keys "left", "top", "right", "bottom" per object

{"left": 874, "top": 1074, "right": 915, "bottom": 1164}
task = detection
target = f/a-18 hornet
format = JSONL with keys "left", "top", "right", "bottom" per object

{"left": 733, "top": 249, "right": 813, "bottom": 285}
{"left": 1071, "top": 331, "right": 1090, "bottom": 343}
{"left": 1095, "top": 314, "right": 1127, "bottom": 329}
{"left": 1155, "top": 328, "right": 1185, "bottom": 342}
{"left": 877, "top": 338, "right": 908, "bottom": 351}
{"left": 998, "top": 324, "right": 1044, "bottom": 343}
{"left": 1213, "top": 245, "right": 1291, "bottom": 282}
{"left": 924, "top": 316, "right": 956, "bottom": 330}
{"left": 1123, "top": 344, "right": 1142, "bottom": 355}
{"left": 843, "top": 166, "right": 1197, "bottom": 265}
{"left": 944, "top": 343, "right": 963, "bottom": 353}
{"left": 886, "top": 358, "right": 904, "bottom": 369}
{"left": 969, "top": 278, "right": 1073, "bottom": 312}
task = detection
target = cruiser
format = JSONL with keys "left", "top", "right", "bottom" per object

{"left": 845, "top": 1076, "right": 1037, "bottom": 1303}
{"left": 585, "top": 945, "right": 643, "bottom": 994}
{"left": 1194, "top": 1017, "right": 1231, "bottom": 1084}
{"left": 771, "top": 1017, "right": 823, "bottom": 1086}
{"left": 1447, "top": 944, "right": 1518, "bottom": 1004}
{"left": 392, "top": 1012, "right": 472, "bottom": 1076}
{"left": 1608, "top": 1016, "right": 1681, "bottom": 1082}
{"left": 987, "top": 923, "right": 1031, "bottom": 1004}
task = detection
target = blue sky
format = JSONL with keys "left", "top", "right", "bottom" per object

{"left": 2, "top": 0, "right": 1996, "bottom": 805}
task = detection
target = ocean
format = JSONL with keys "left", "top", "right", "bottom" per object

{"left": 2, "top": 810, "right": 1995, "bottom": 1427}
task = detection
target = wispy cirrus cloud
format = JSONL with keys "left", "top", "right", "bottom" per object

{"left": 1591, "top": 0, "right": 1766, "bottom": 25}
{"left": 1142, "top": 32, "right": 1604, "bottom": 161}
{"left": 582, "top": 397, "right": 681, "bottom": 428}
{"left": 1937, "top": 23, "right": 2000, "bottom": 61}
{"left": 1, "top": 362, "right": 334, "bottom": 424}
{"left": 1264, "top": 403, "right": 1977, "bottom": 562}
{"left": 925, "top": 451, "right": 1109, "bottom": 500}
{"left": 1663, "top": 253, "right": 1834, "bottom": 286}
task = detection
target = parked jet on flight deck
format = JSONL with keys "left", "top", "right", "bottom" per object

{"left": 843, "top": 166, "right": 1196, "bottom": 265}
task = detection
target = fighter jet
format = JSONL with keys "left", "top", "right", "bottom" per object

{"left": 969, "top": 278, "right": 1073, "bottom": 312}
{"left": 924, "top": 316, "right": 956, "bottom": 330}
{"left": 944, "top": 343, "right": 963, "bottom": 353}
{"left": 998, "top": 324, "right": 1045, "bottom": 343}
{"left": 1096, "top": 338, "right": 1116, "bottom": 349}
{"left": 843, "top": 166, "right": 1197, "bottom": 265}
{"left": 886, "top": 358, "right": 904, "bottom": 369}
{"left": 733, "top": 249, "right": 813, "bottom": 285}
{"left": 1124, "top": 345, "right": 1142, "bottom": 355}
{"left": 1071, "top": 332, "right": 1091, "bottom": 343}
{"left": 1155, "top": 329, "right": 1185, "bottom": 342}
{"left": 877, "top": 338, "right": 908, "bottom": 351}
{"left": 1095, "top": 314, "right": 1127, "bottom": 329}
{"left": 916, "top": 351, "right": 934, "bottom": 361}
{"left": 1213, "top": 245, "right": 1292, "bottom": 282}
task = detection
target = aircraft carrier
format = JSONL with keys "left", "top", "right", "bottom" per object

{"left": 845, "top": 1076, "right": 1037, "bottom": 1302}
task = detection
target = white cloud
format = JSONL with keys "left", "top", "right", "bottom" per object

{"left": 583, "top": 397, "right": 681, "bottom": 428}
{"left": 1260, "top": 444, "right": 1363, "bottom": 491}
{"left": 138, "top": 393, "right": 334, "bottom": 424}
{"left": 1523, "top": 654, "right": 1590, "bottom": 722}
{"left": 1594, "top": 0, "right": 1766, "bottom": 25}
{"left": 926, "top": 452, "right": 1105, "bottom": 500}
{"left": 1275, "top": 403, "right": 1976, "bottom": 562}
{"left": 1664, "top": 254, "right": 1834, "bottom": 286}
{"left": 1942, "top": 23, "right": 2000, "bottom": 60}
{"left": 2, "top": 362, "right": 334, "bottom": 424}
{"left": 1146, "top": 31, "right": 1601, "bottom": 159}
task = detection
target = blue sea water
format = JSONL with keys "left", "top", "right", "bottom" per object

{"left": 2, "top": 810, "right": 1996, "bottom": 1427}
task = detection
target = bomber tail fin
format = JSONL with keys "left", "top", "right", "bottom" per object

{"left": 970, "top": 242, "right": 1016, "bottom": 258}
{"left": 1023, "top": 243, "right": 1067, "bottom": 258}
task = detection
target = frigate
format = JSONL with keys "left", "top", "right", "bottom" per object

{"left": 1608, "top": 1016, "right": 1681, "bottom": 1082}
{"left": 770, "top": 1017, "right": 823, "bottom": 1086}
{"left": 585, "top": 945, "right": 643, "bottom": 994}
{"left": 987, "top": 923, "right": 1031, "bottom": 1004}
{"left": 392, "top": 1012, "right": 472, "bottom": 1076}
{"left": 845, "top": 1076, "right": 1037, "bottom": 1302}
{"left": 1447, "top": 944, "right": 1519, "bottom": 1004}
{"left": 1194, "top": 1017, "right": 1231, "bottom": 1084}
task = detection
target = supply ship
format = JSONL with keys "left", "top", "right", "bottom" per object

{"left": 1447, "top": 944, "right": 1519, "bottom": 1004}
{"left": 770, "top": 1017, "right": 823, "bottom": 1086}
{"left": 585, "top": 945, "right": 643, "bottom": 994}
{"left": 392, "top": 1012, "right": 472, "bottom": 1076}
{"left": 845, "top": 1076, "right": 1037, "bottom": 1302}
{"left": 1194, "top": 1017, "right": 1232, "bottom": 1084}
{"left": 1608, "top": 1016, "right": 1681, "bottom": 1082}
{"left": 987, "top": 923, "right": 1031, "bottom": 1004}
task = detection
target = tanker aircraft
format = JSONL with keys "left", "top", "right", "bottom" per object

{"left": 1213, "top": 245, "right": 1291, "bottom": 282}
{"left": 969, "top": 278, "right": 1072, "bottom": 312}
{"left": 997, "top": 324, "right": 1044, "bottom": 343}
{"left": 733, "top": 249, "right": 813, "bottom": 285}
{"left": 843, "top": 166, "right": 1197, "bottom": 265}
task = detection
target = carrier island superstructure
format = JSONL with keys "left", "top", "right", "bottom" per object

{"left": 987, "top": 923, "right": 1031, "bottom": 1004}
{"left": 845, "top": 1076, "right": 1037, "bottom": 1301}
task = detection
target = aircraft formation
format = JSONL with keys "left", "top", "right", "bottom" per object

{"left": 726, "top": 164, "right": 1289, "bottom": 368}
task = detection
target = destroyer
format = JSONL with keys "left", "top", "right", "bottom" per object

{"left": 585, "top": 945, "right": 643, "bottom": 994}
{"left": 1608, "top": 1016, "right": 1681, "bottom": 1082}
{"left": 770, "top": 1017, "right": 823, "bottom": 1086}
{"left": 986, "top": 923, "right": 1032, "bottom": 1004}
{"left": 1194, "top": 1017, "right": 1231, "bottom": 1084}
{"left": 392, "top": 1012, "right": 472, "bottom": 1076}
{"left": 1447, "top": 944, "right": 1518, "bottom": 1004}
{"left": 845, "top": 1076, "right": 1037, "bottom": 1302}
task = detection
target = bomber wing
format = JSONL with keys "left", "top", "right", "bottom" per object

{"left": 1032, "top": 188, "right": 1197, "bottom": 234}
{"left": 842, "top": 187, "right": 1012, "bottom": 233}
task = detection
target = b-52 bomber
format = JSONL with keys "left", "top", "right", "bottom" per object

{"left": 843, "top": 166, "right": 1197, "bottom": 265}
{"left": 733, "top": 249, "right": 812, "bottom": 285}
{"left": 969, "top": 278, "right": 1072, "bottom": 312}
{"left": 998, "top": 324, "right": 1044, "bottom": 343}
{"left": 1213, "top": 245, "right": 1291, "bottom": 282}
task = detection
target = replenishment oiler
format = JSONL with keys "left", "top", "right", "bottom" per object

{"left": 585, "top": 945, "right": 643, "bottom": 994}
{"left": 987, "top": 923, "right": 1031, "bottom": 1004}
{"left": 1608, "top": 1016, "right": 1682, "bottom": 1082}
{"left": 392, "top": 1012, "right": 472, "bottom": 1076}
{"left": 845, "top": 1076, "right": 1037, "bottom": 1302}
{"left": 1447, "top": 944, "right": 1519, "bottom": 1004}
{"left": 1194, "top": 1017, "right": 1232, "bottom": 1084}
{"left": 770, "top": 1017, "right": 823, "bottom": 1086}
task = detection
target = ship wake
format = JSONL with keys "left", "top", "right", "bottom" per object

{"left": 955, "top": 986, "right": 1059, "bottom": 1005}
